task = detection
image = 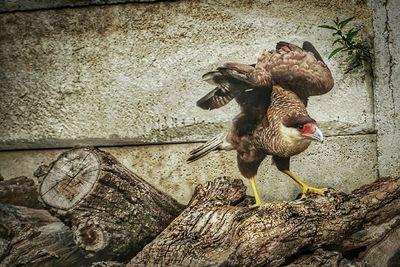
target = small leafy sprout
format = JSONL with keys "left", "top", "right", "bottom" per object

{"left": 319, "top": 17, "right": 372, "bottom": 73}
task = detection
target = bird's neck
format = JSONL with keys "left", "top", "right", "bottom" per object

{"left": 278, "top": 124, "right": 312, "bottom": 156}
{"left": 256, "top": 121, "right": 311, "bottom": 158}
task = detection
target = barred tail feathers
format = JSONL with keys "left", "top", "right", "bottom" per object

{"left": 187, "top": 133, "right": 233, "bottom": 162}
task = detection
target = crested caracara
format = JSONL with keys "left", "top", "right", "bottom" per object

{"left": 188, "top": 41, "right": 334, "bottom": 207}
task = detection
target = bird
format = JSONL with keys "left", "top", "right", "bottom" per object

{"left": 187, "top": 41, "right": 334, "bottom": 207}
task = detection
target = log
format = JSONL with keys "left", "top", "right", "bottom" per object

{"left": 286, "top": 249, "right": 353, "bottom": 266}
{"left": 90, "top": 261, "right": 126, "bottom": 267}
{"left": 0, "top": 204, "right": 90, "bottom": 267}
{"left": 128, "top": 176, "right": 400, "bottom": 267}
{"left": 0, "top": 176, "right": 42, "bottom": 209}
{"left": 37, "top": 147, "right": 184, "bottom": 262}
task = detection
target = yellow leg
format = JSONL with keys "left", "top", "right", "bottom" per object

{"left": 283, "top": 170, "right": 328, "bottom": 199}
{"left": 249, "top": 176, "right": 264, "bottom": 207}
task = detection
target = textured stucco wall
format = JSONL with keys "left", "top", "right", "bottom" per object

{"left": 368, "top": 0, "right": 400, "bottom": 177}
{"left": 0, "top": 0, "right": 384, "bottom": 203}
{"left": 0, "top": 134, "right": 377, "bottom": 204}
{"left": 0, "top": 0, "right": 158, "bottom": 13}
{"left": 0, "top": 0, "right": 374, "bottom": 149}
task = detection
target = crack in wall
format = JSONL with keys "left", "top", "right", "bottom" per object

{"left": 0, "top": 0, "right": 160, "bottom": 13}
{"left": 383, "top": 0, "right": 397, "bottom": 129}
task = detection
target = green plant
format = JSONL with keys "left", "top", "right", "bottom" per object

{"left": 319, "top": 17, "right": 372, "bottom": 73}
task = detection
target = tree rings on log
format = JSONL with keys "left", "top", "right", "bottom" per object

{"left": 38, "top": 147, "right": 184, "bottom": 262}
{"left": 40, "top": 149, "right": 100, "bottom": 210}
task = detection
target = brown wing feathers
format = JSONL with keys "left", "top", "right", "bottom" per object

{"left": 258, "top": 41, "right": 334, "bottom": 100}
{"left": 302, "top": 41, "right": 324, "bottom": 62}
{"left": 197, "top": 41, "right": 334, "bottom": 113}
{"left": 196, "top": 86, "right": 235, "bottom": 110}
{"left": 196, "top": 63, "right": 272, "bottom": 110}
{"left": 197, "top": 66, "right": 249, "bottom": 110}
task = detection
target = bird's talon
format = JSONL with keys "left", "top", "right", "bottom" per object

{"left": 249, "top": 201, "right": 264, "bottom": 208}
{"left": 301, "top": 185, "right": 328, "bottom": 198}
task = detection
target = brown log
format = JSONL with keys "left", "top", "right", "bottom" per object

{"left": 128, "top": 176, "right": 400, "bottom": 267}
{"left": 0, "top": 176, "right": 42, "bottom": 209}
{"left": 0, "top": 204, "right": 90, "bottom": 267}
{"left": 286, "top": 249, "right": 353, "bottom": 266}
{"left": 90, "top": 261, "right": 126, "bottom": 267}
{"left": 37, "top": 147, "right": 184, "bottom": 262}
{"left": 357, "top": 224, "right": 400, "bottom": 267}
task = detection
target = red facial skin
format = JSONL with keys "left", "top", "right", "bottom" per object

{"left": 300, "top": 123, "right": 316, "bottom": 138}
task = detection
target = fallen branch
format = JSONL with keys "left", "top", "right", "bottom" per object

{"left": 128, "top": 176, "right": 400, "bottom": 266}
{"left": 0, "top": 176, "right": 42, "bottom": 209}
{"left": 0, "top": 204, "right": 90, "bottom": 267}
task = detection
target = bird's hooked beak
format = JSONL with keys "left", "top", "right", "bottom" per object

{"left": 299, "top": 123, "right": 324, "bottom": 143}
{"left": 312, "top": 126, "right": 324, "bottom": 143}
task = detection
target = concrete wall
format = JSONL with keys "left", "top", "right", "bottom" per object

{"left": 0, "top": 0, "right": 396, "bottom": 204}
{"left": 0, "top": 0, "right": 158, "bottom": 13}
{"left": 368, "top": 0, "right": 400, "bottom": 178}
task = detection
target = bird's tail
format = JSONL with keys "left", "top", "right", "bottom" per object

{"left": 187, "top": 133, "right": 233, "bottom": 162}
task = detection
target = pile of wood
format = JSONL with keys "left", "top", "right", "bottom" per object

{"left": 0, "top": 147, "right": 399, "bottom": 266}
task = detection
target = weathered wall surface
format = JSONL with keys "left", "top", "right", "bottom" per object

{"left": 0, "top": 134, "right": 377, "bottom": 203}
{"left": 368, "top": 0, "right": 400, "bottom": 178}
{"left": 0, "top": 0, "right": 374, "bottom": 149}
{"left": 0, "top": 0, "right": 158, "bottom": 13}
{"left": 0, "top": 0, "right": 389, "bottom": 203}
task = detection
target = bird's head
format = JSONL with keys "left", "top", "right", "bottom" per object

{"left": 280, "top": 115, "right": 324, "bottom": 143}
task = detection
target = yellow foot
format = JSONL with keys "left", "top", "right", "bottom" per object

{"left": 282, "top": 170, "right": 328, "bottom": 200}
{"left": 248, "top": 176, "right": 264, "bottom": 208}
{"left": 249, "top": 199, "right": 264, "bottom": 208}
{"left": 300, "top": 185, "right": 328, "bottom": 199}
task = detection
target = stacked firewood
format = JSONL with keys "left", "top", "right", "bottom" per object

{"left": 0, "top": 147, "right": 399, "bottom": 267}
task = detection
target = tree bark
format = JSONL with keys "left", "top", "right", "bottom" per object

{"left": 0, "top": 204, "right": 90, "bottom": 267}
{"left": 90, "top": 261, "right": 126, "bottom": 267}
{"left": 37, "top": 147, "right": 184, "bottom": 262}
{"left": 128, "top": 176, "right": 400, "bottom": 267}
{"left": 0, "top": 176, "right": 42, "bottom": 209}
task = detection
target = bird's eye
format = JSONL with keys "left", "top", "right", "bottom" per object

{"left": 297, "top": 124, "right": 304, "bottom": 130}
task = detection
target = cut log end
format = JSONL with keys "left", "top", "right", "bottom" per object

{"left": 39, "top": 148, "right": 100, "bottom": 210}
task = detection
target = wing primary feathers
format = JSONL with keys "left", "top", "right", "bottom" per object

{"left": 218, "top": 67, "right": 248, "bottom": 81}
{"left": 302, "top": 41, "right": 324, "bottom": 62}
{"left": 276, "top": 41, "right": 302, "bottom": 50}
{"left": 197, "top": 62, "right": 273, "bottom": 110}
{"left": 196, "top": 87, "right": 235, "bottom": 110}
{"left": 197, "top": 64, "right": 255, "bottom": 110}
{"left": 202, "top": 71, "right": 226, "bottom": 86}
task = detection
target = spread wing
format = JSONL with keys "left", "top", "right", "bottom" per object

{"left": 257, "top": 41, "right": 334, "bottom": 101}
{"left": 196, "top": 41, "right": 333, "bottom": 111}
{"left": 194, "top": 41, "right": 333, "bottom": 135}
{"left": 197, "top": 63, "right": 272, "bottom": 137}
{"left": 196, "top": 63, "right": 272, "bottom": 111}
